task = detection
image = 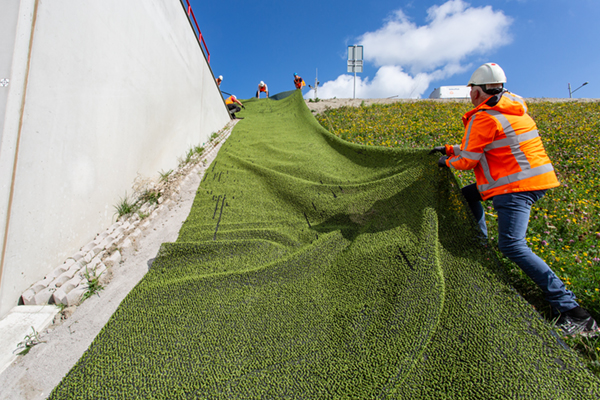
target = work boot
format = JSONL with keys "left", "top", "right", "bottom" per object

{"left": 555, "top": 306, "right": 600, "bottom": 337}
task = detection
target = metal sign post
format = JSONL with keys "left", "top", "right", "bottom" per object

{"left": 347, "top": 45, "right": 363, "bottom": 99}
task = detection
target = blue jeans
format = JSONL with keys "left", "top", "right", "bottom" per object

{"left": 462, "top": 184, "right": 578, "bottom": 313}
{"left": 462, "top": 184, "right": 487, "bottom": 238}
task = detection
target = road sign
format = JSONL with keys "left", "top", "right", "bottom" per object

{"left": 347, "top": 45, "right": 363, "bottom": 73}
{"left": 347, "top": 45, "right": 363, "bottom": 98}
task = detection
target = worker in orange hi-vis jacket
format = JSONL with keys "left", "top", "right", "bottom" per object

{"left": 293, "top": 73, "right": 305, "bottom": 90}
{"left": 256, "top": 81, "right": 269, "bottom": 98}
{"left": 430, "top": 62, "right": 599, "bottom": 338}
{"left": 224, "top": 94, "right": 244, "bottom": 119}
{"left": 216, "top": 75, "right": 223, "bottom": 87}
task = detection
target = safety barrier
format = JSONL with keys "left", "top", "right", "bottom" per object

{"left": 183, "top": 0, "right": 210, "bottom": 63}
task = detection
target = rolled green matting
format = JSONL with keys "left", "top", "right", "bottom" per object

{"left": 50, "top": 91, "right": 600, "bottom": 399}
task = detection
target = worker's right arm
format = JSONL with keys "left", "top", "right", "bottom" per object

{"left": 446, "top": 114, "right": 497, "bottom": 170}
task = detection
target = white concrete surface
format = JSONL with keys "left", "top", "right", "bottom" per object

{"left": 0, "top": 0, "right": 38, "bottom": 320}
{"left": 0, "top": 0, "right": 20, "bottom": 146}
{"left": 0, "top": 305, "right": 58, "bottom": 376}
{"left": 0, "top": 0, "right": 230, "bottom": 318}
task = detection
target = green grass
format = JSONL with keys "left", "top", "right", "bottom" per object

{"left": 81, "top": 266, "right": 104, "bottom": 302}
{"left": 138, "top": 189, "right": 161, "bottom": 205}
{"left": 193, "top": 145, "right": 204, "bottom": 156}
{"left": 14, "top": 326, "right": 44, "bottom": 356}
{"left": 159, "top": 169, "right": 173, "bottom": 183}
{"left": 49, "top": 92, "right": 600, "bottom": 399}
{"left": 113, "top": 193, "right": 136, "bottom": 218}
{"left": 179, "top": 147, "right": 195, "bottom": 167}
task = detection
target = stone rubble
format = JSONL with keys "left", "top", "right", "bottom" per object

{"left": 19, "top": 122, "right": 236, "bottom": 308}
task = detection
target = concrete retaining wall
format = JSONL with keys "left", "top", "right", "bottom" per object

{"left": 0, "top": 0, "right": 230, "bottom": 318}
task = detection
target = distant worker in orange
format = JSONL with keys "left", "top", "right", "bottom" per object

{"left": 431, "top": 62, "right": 599, "bottom": 337}
{"left": 293, "top": 73, "right": 305, "bottom": 90}
{"left": 256, "top": 81, "right": 269, "bottom": 98}
{"left": 225, "top": 94, "right": 244, "bottom": 119}
{"left": 216, "top": 75, "right": 223, "bottom": 87}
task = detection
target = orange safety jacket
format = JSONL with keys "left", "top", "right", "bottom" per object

{"left": 445, "top": 91, "right": 559, "bottom": 200}
{"left": 259, "top": 84, "right": 268, "bottom": 92}
{"left": 294, "top": 77, "right": 304, "bottom": 89}
{"left": 225, "top": 96, "right": 236, "bottom": 105}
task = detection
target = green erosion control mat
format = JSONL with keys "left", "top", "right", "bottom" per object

{"left": 50, "top": 91, "right": 600, "bottom": 399}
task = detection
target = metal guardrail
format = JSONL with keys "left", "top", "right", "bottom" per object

{"left": 183, "top": 0, "right": 210, "bottom": 63}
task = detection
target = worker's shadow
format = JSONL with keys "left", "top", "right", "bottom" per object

{"left": 309, "top": 190, "right": 421, "bottom": 242}
{"left": 309, "top": 163, "right": 484, "bottom": 259}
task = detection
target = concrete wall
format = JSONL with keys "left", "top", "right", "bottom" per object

{"left": 0, "top": 0, "right": 231, "bottom": 318}
{"left": 0, "top": 1, "right": 20, "bottom": 146}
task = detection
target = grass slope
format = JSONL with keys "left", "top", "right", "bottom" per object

{"left": 50, "top": 91, "right": 600, "bottom": 399}
{"left": 316, "top": 99, "right": 600, "bottom": 374}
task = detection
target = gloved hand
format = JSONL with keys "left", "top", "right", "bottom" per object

{"left": 429, "top": 146, "right": 446, "bottom": 155}
{"left": 437, "top": 156, "right": 449, "bottom": 167}
{"left": 241, "top": 105, "right": 246, "bottom": 109}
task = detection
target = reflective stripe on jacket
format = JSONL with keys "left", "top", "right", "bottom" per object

{"left": 445, "top": 91, "right": 559, "bottom": 200}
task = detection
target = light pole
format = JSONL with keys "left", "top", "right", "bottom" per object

{"left": 568, "top": 81, "right": 588, "bottom": 98}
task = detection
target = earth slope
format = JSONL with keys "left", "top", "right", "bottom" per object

{"left": 49, "top": 90, "right": 600, "bottom": 399}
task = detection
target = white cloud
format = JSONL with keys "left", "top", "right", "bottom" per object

{"left": 308, "top": 66, "right": 432, "bottom": 100}
{"left": 308, "top": 0, "right": 512, "bottom": 99}
{"left": 360, "top": 0, "right": 512, "bottom": 74}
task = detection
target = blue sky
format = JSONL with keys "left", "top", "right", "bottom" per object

{"left": 189, "top": 0, "right": 598, "bottom": 100}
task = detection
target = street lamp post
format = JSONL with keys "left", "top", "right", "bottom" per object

{"left": 308, "top": 68, "right": 320, "bottom": 100}
{"left": 568, "top": 81, "right": 589, "bottom": 98}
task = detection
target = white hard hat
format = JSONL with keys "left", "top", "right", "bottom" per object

{"left": 467, "top": 63, "right": 506, "bottom": 86}
{"left": 219, "top": 75, "right": 223, "bottom": 80}
{"left": 260, "top": 81, "right": 265, "bottom": 86}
